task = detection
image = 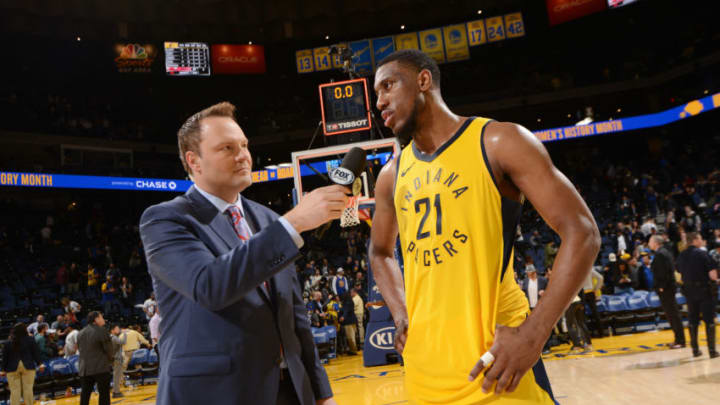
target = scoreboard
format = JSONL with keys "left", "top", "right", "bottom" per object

{"left": 318, "top": 78, "right": 372, "bottom": 136}
{"left": 164, "top": 42, "right": 211, "bottom": 76}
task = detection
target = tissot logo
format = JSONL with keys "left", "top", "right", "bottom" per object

{"left": 368, "top": 327, "right": 395, "bottom": 350}
{"left": 218, "top": 56, "right": 258, "bottom": 64}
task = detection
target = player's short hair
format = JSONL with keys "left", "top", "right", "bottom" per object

{"left": 177, "top": 101, "right": 238, "bottom": 175}
{"left": 377, "top": 49, "right": 441, "bottom": 88}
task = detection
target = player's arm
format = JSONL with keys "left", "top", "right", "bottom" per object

{"left": 368, "top": 159, "right": 408, "bottom": 353}
{"left": 471, "top": 122, "right": 601, "bottom": 394}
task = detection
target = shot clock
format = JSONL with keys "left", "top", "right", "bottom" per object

{"left": 318, "top": 78, "right": 372, "bottom": 136}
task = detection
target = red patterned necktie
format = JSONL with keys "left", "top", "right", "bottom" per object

{"left": 227, "top": 205, "right": 270, "bottom": 292}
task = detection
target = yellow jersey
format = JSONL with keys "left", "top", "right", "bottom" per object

{"left": 393, "top": 117, "right": 556, "bottom": 404}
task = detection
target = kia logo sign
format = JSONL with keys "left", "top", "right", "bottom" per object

{"left": 211, "top": 44, "right": 266, "bottom": 74}
{"left": 329, "top": 167, "right": 355, "bottom": 185}
{"left": 368, "top": 326, "right": 395, "bottom": 350}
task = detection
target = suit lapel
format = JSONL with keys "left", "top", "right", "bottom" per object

{"left": 241, "top": 196, "right": 276, "bottom": 308}
{"left": 187, "top": 186, "right": 241, "bottom": 250}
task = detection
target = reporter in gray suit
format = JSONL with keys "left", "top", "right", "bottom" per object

{"left": 140, "top": 102, "right": 346, "bottom": 405}
{"left": 77, "top": 311, "right": 113, "bottom": 405}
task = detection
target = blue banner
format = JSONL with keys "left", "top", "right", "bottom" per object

{"left": 349, "top": 40, "right": 373, "bottom": 75}
{"left": 371, "top": 36, "right": 395, "bottom": 70}
{"left": 0, "top": 172, "right": 193, "bottom": 192}
{"left": 534, "top": 93, "right": 720, "bottom": 142}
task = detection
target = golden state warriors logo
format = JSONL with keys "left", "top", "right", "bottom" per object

{"left": 397, "top": 167, "right": 469, "bottom": 267}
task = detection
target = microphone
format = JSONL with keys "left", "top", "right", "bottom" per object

{"left": 328, "top": 147, "right": 366, "bottom": 196}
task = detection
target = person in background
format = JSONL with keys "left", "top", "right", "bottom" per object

{"left": 339, "top": 293, "right": 358, "bottom": 355}
{"left": 142, "top": 292, "right": 156, "bottom": 321}
{"left": 520, "top": 267, "right": 547, "bottom": 310}
{"left": 67, "top": 262, "right": 81, "bottom": 294}
{"left": 26, "top": 315, "right": 47, "bottom": 336}
{"left": 582, "top": 267, "right": 604, "bottom": 337}
{"left": 64, "top": 326, "right": 79, "bottom": 358}
{"left": 33, "top": 324, "right": 52, "bottom": 362}
{"left": 149, "top": 307, "right": 162, "bottom": 363}
{"left": 61, "top": 297, "right": 82, "bottom": 326}
{"left": 649, "top": 235, "right": 686, "bottom": 349}
{"left": 86, "top": 263, "right": 101, "bottom": 297}
{"left": 119, "top": 277, "right": 133, "bottom": 308}
{"left": 121, "top": 325, "right": 150, "bottom": 374}
{"left": 109, "top": 324, "right": 127, "bottom": 398}
{"left": 566, "top": 293, "right": 593, "bottom": 353}
{"left": 332, "top": 268, "right": 349, "bottom": 296}
{"left": 351, "top": 288, "right": 365, "bottom": 347}
{"left": 77, "top": 311, "right": 113, "bottom": 405}
{"left": 1, "top": 323, "right": 46, "bottom": 405}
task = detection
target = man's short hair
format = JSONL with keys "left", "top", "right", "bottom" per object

{"left": 87, "top": 311, "right": 102, "bottom": 325}
{"left": 177, "top": 101, "right": 238, "bottom": 176}
{"left": 377, "top": 49, "right": 441, "bottom": 88}
{"left": 37, "top": 323, "right": 48, "bottom": 333}
{"left": 650, "top": 235, "right": 664, "bottom": 245}
{"left": 686, "top": 232, "right": 700, "bottom": 243}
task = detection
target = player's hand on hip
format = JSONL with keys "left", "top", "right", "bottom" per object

{"left": 316, "top": 397, "right": 338, "bottom": 405}
{"left": 394, "top": 318, "right": 408, "bottom": 354}
{"left": 468, "top": 324, "right": 543, "bottom": 395}
{"left": 283, "top": 185, "right": 349, "bottom": 233}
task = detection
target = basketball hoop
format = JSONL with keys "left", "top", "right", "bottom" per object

{"left": 340, "top": 195, "right": 361, "bottom": 227}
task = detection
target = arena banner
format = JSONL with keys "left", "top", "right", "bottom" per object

{"left": 211, "top": 44, "right": 266, "bottom": 74}
{"left": 349, "top": 40, "right": 373, "bottom": 75}
{"left": 0, "top": 172, "right": 192, "bottom": 192}
{"left": 504, "top": 12, "right": 526, "bottom": 38}
{"left": 466, "top": 19, "right": 487, "bottom": 46}
{"left": 418, "top": 28, "right": 446, "bottom": 64}
{"left": 114, "top": 43, "right": 157, "bottom": 73}
{"left": 372, "top": 37, "right": 395, "bottom": 70}
{"left": 442, "top": 24, "right": 470, "bottom": 62}
{"left": 546, "top": 0, "right": 607, "bottom": 26}
{"left": 484, "top": 16, "right": 506, "bottom": 43}
{"left": 533, "top": 92, "right": 720, "bottom": 142}
{"left": 296, "top": 49, "right": 314, "bottom": 74}
{"left": 331, "top": 43, "right": 348, "bottom": 69}
{"left": 313, "top": 47, "right": 333, "bottom": 72}
{"left": 394, "top": 32, "right": 420, "bottom": 51}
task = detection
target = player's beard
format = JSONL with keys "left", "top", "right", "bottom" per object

{"left": 395, "top": 101, "right": 419, "bottom": 148}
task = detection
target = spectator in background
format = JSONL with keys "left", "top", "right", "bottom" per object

{"left": 544, "top": 240, "right": 558, "bottom": 271}
{"left": 121, "top": 325, "right": 150, "bottom": 374}
{"left": 520, "top": 267, "right": 547, "bottom": 310}
{"left": 26, "top": 315, "right": 47, "bottom": 336}
{"left": 101, "top": 278, "right": 120, "bottom": 316}
{"left": 33, "top": 324, "right": 52, "bottom": 362}
{"left": 86, "top": 263, "right": 101, "bottom": 297}
{"left": 310, "top": 269, "right": 323, "bottom": 290}
{"left": 67, "top": 262, "right": 81, "bottom": 294}
{"left": 109, "top": 324, "right": 127, "bottom": 398}
{"left": 1, "top": 323, "right": 46, "bottom": 405}
{"left": 339, "top": 293, "right": 358, "bottom": 355}
{"left": 119, "top": 277, "right": 133, "bottom": 308}
{"left": 77, "top": 311, "right": 113, "bottom": 405}
{"left": 64, "top": 326, "right": 79, "bottom": 358}
{"left": 142, "top": 292, "right": 156, "bottom": 321}
{"left": 50, "top": 315, "right": 69, "bottom": 338}
{"left": 638, "top": 251, "right": 654, "bottom": 290}
{"left": 614, "top": 260, "right": 634, "bottom": 294}
{"left": 105, "top": 262, "right": 120, "bottom": 286}
{"left": 566, "top": 294, "right": 593, "bottom": 353}
{"left": 61, "top": 297, "right": 82, "bottom": 326}
{"left": 332, "top": 269, "right": 349, "bottom": 296}
{"left": 649, "top": 235, "right": 686, "bottom": 349}
{"left": 582, "top": 267, "right": 604, "bottom": 337}
{"left": 681, "top": 205, "right": 702, "bottom": 232}
{"left": 351, "top": 288, "right": 365, "bottom": 347}
{"left": 310, "top": 291, "right": 327, "bottom": 328}
{"left": 56, "top": 262, "right": 68, "bottom": 294}
{"left": 149, "top": 307, "right": 162, "bottom": 363}
{"left": 355, "top": 271, "right": 367, "bottom": 298}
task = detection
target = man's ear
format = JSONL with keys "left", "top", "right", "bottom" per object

{"left": 186, "top": 150, "right": 201, "bottom": 175}
{"left": 417, "top": 69, "right": 433, "bottom": 92}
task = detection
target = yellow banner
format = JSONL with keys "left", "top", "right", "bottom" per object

{"left": 313, "top": 47, "right": 332, "bottom": 71}
{"left": 331, "top": 43, "right": 348, "bottom": 69}
{"left": 395, "top": 32, "right": 420, "bottom": 50}
{"left": 485, "top": 16, "right": 506, "bottom": 42}
{"left": 296, "top": 50, "right": 313, "bottom": 73}
{"left": 419, "top": 28, "right": 445, "bottom": 63}
{"left": 442, "top": 24, "right": 470, "bottom": 62}
{"left": 504, "top": 12, "right": 525, "bottom": 38}
{"left": 466, "top": 20, "right": 486, "bottom": 46}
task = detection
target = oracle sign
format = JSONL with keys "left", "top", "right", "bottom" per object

{"left": 211, "top": 44, "right": 266, "bottom": 74}
{"left": 545, "top": 0, "right": 607, "bottom": 26}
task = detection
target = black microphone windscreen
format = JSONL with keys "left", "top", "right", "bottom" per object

{"left": 328, "top": 147, "right": 366, "bottom": 186}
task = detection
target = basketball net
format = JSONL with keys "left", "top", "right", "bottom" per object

{"left": 340, "top": 195, "right": 361, "bottom": 227}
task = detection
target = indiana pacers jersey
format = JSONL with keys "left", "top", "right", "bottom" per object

{"left": 393, "top": 117, "right": 556, "bottom": 404}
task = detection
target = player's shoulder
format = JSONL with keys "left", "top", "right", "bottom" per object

{"left": 484, "top": 120, "right": 538, "bottom": 147}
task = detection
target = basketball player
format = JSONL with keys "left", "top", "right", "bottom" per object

{"left": 368, "top": 50, "right": 600, "bottom": 404}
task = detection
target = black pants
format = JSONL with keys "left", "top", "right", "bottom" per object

{"left": 683, "top": 285, "right": 717, "bottom": 352}
{"left": 582, "top": 291, "right": 602, "bottom": 335}
{"left": 657, "top": 286, "right": 685, "bottom": 345}
{"left": 276, "top": 369, "right": 301, "bottom": 405}
{"left": 80, "top": 372, "right": 110, "bottom": 405}
{"left": 566, "top": 302, "right": 592, "bottom": 348}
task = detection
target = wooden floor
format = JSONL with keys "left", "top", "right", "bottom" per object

{"left": 48, "top": 326, "right": 719, "bottom": 405}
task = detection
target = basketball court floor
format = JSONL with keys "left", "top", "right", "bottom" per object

{"left": 49, "top": 327, "right": 718, "bottom": 405}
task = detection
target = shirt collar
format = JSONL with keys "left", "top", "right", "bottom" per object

{"left": 194, "top": 185, "right": 245, "bottom": 216}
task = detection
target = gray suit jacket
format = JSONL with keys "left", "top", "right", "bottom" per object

{"left": 139, "top": 186, "right": 332, "bottom": 405}
{"left": 77, "top": 324, "right": 113, "bottom": 376}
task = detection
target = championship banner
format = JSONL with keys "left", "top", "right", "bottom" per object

{"left": 466, "top": 19, "right": 487, "bottom": 46}
{"left": 485, "top": 16, "right": 506, "bottom": 42}
{"left": 211, "top": 44, "right": 266, "bottom": 74}
{"left": 349, "top": 40, "right": 373, "bottom": 75}
{"left": 313, "top": 47, "right": 333, "bottom": 71}
{"left": 114, "top": 43, "right": 157, "bottom": 73}
{"left": 332, "top": 43, "right": 348, "bottom": 69}
{"left": 372, "top": 37, "right": 395, "bottom": 69}
{"left": 504, "top": 12, "right": 526, "bottom": 38}
{"left": 296, "top": 49, "right": 314, "bottom": 74}
{"left": 442, "top": 24, "right": 470, "bottom": 62}
{"left": 546, "top": 0, "right": 607, "bottom": 26}
{"left": 394, "top": 32, "right": 420, "bottom": 51}
{"left": 419, "top": 28, "right": 446, "bottom": 64}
